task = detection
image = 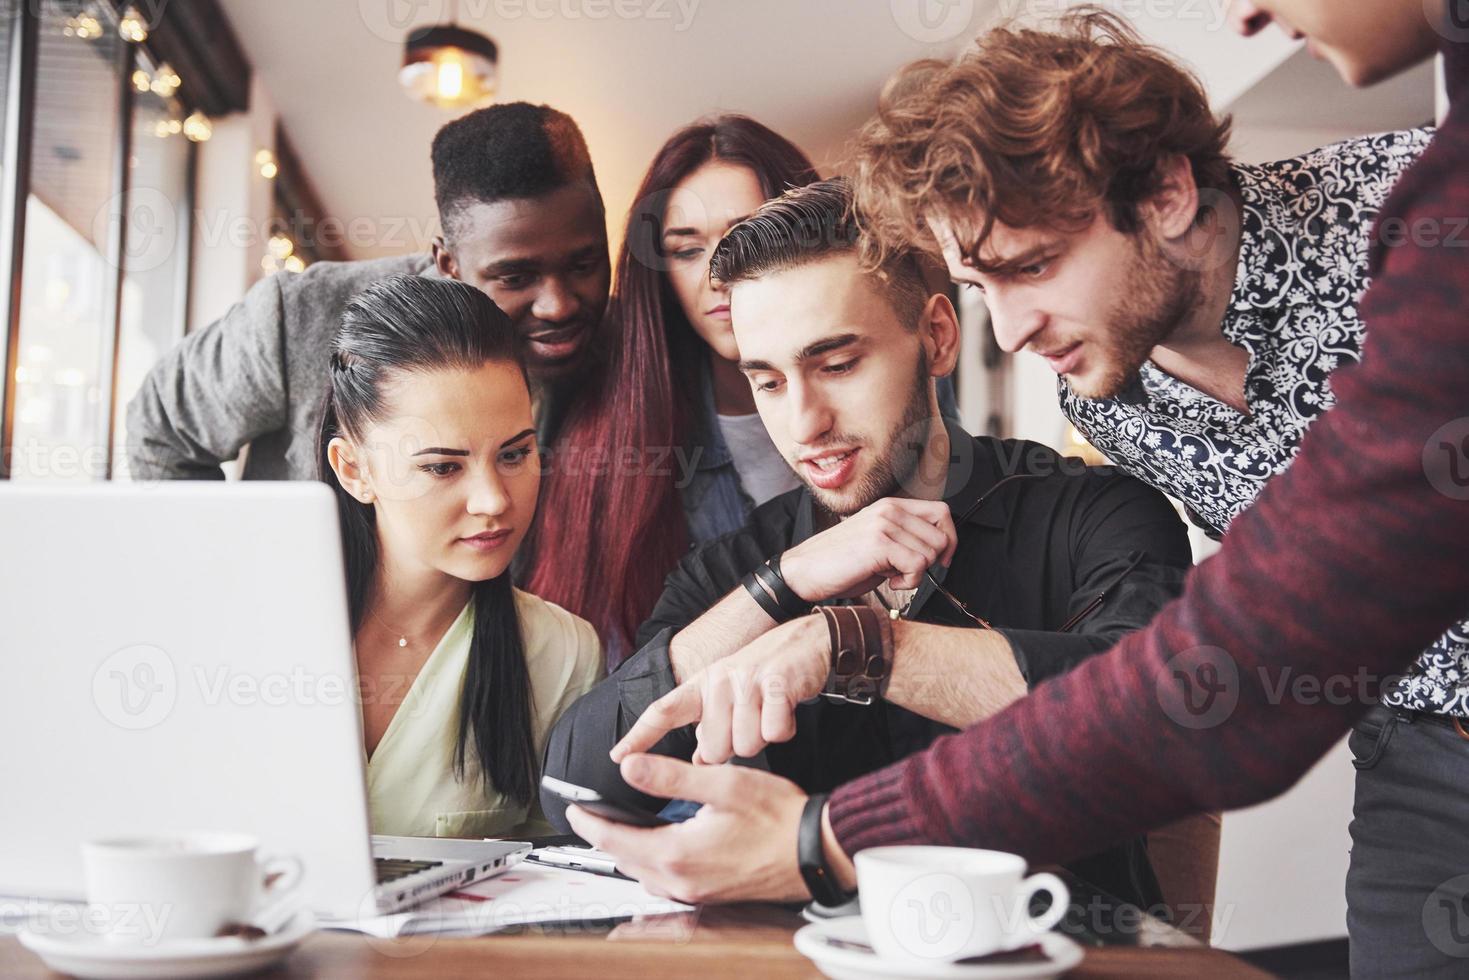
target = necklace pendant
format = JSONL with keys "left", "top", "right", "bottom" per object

{"left": 397, "top": 637, "right": 408, "bottom": 648}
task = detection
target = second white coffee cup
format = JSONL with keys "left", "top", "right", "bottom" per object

{"left": 82, "top": 831, "right": 302, "bottom": 945}
{"left": 855, "top": 845, "right": 1068, "bottom": 965}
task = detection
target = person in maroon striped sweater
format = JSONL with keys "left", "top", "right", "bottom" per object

{"left": 567, "top": 1, "right": 1468, "bottom": 971}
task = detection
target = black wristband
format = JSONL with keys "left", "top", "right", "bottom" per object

{"left": 742, "top": 569, "right": 787, "bottom": 623}
{"left": 797, "top": 792, "right": 851, "bottom": 908}
{"left": 741, "top": 555, "right": 811, "bottom": 625}
{"left": 754, "top": 555, "right": 813, "bottom": 620}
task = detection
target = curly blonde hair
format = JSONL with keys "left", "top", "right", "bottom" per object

{"left": 851, "top": 6, "right": 1232, "bottom": 270}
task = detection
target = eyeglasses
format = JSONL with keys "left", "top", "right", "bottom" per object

{"left": 920, "top": 474, "right": 1041, "bottom": 630}
{"left": 918, "top": 474, "right": 1146, "bottom": 634}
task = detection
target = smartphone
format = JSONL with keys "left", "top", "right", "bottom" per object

{"left": 540, "top": 774, "right": 670, "bottom": 828}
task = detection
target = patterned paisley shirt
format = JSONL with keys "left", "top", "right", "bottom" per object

{"left": 1061, "top": 128, "right": 1468, "bottom": 718}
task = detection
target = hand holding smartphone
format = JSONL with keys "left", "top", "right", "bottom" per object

{"left": 540, "top": 774, "right": 670, "bottom": 828}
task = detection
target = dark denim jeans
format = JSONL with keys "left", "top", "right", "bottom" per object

{"left": 1347, "top": 705, "right": 1469, "bottom": 978}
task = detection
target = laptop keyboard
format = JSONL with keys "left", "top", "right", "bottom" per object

{"left": 375, "top": 858, "right": 444, "bottom": 884}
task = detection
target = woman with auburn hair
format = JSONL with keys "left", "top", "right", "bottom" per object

{"left": 526, "top": 115, "right": 820, "bottom": 663}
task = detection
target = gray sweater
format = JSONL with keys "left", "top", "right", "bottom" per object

{"left": 127, "top": 253, "right": 438, "bottom": 481}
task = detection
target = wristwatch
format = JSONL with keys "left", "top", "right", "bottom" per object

{"left": 798, "top": 792, "right": 853, "bottom": 908}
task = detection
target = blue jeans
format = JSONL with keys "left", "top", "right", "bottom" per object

{"left": 1347, "top": 705, "right": 1469, "bottom": 977}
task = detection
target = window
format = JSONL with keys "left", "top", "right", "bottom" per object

{"left": 10, "top": 0, "right": 125, "bottom": 481}
{"left": 2, "top": 0, "right": 195, "bottom": 481}
{"left": 0, "top": 0, "right": 15, "bottom": 432}
{"left": 112, "top": 50, "right": 191, "bottom": 479}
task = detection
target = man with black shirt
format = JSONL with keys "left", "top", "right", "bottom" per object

{"left": 566, "top": 9, "right": 1469, "bottom": 977}
{"left": 543, "top": 179, "right": 1193, "bottom": 911}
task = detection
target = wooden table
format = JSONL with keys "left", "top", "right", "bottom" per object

{"left": 1, "top": 903, "right": 1271, "bottom": 978}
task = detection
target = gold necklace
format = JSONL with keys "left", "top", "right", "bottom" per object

{"left": 364, "top": 605, "right": 411, "bottom": 649}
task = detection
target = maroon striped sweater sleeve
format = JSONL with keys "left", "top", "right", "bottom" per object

{"left": 829, "top": 40, "right": 1469, "bottom": 859}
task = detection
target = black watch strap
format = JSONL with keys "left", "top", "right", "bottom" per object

{"left": 797, "top": 792, "right": 850, "bottom": 907}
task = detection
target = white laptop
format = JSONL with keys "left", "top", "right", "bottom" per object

{"left": 0, "top": 482, "right": 529, "bottom": 918}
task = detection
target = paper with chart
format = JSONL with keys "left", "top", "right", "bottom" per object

{"left": 319, "top": 860, "right": 693, "bottom": 937}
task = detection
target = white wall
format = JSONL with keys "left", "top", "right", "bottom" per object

{"left": 188, "top": 74, "right": 278, "bottom": 331}
{"left": 186, "top": 75, "right": 279, "bottom": 478}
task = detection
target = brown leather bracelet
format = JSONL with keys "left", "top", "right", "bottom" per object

{"left": 816, "top": 605, "right": 893, "bottom": 705}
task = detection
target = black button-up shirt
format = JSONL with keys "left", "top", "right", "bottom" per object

{"left": 543, "top": 421, "right": 1192, "bottom": 909}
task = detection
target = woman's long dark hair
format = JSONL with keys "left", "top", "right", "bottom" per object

{"left": 317, "top": 275, "right": 538, "bottom": 806}
{"left": 527, "top": 115, "right": 820, "bottom": 662}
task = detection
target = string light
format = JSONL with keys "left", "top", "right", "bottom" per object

{"left": 150, "top": 64, "right": 181, "bottom": 98}
{"left": 267, "top": 234, "right": 295, "bottom": 261}
{"left": 183, "top": 111, "right": 212, "bottom": 143}
{"left": 63, "top": 10, "right": 103, "bottom": 39}
{"left": 263, "top": 235, "right": 306, "bottom": 274}
{"left": 255, "top": 149, "right": 278, "bottom": 180}
{"left": 131, "top": 69, "right": 151, "bottom": 93}
{"left": 118, "top": 6, "right": 148, "bottom": 43}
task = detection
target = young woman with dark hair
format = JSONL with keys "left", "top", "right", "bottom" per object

{"left": 319, "top": 274, "right": 602, "bottom": 838}
{"left": 526, "top": 115, "right": 822, "bottom": 663}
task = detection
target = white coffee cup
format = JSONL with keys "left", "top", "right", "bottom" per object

{"left": 855, "top": 846, "right": 1068, "bottom": 965}
{"left": 82, "top": 831, "right": 302, "bottom": 945}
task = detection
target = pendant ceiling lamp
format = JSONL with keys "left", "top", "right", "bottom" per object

{"left": 399, "top": 1, "right": 498, "bottom": 110}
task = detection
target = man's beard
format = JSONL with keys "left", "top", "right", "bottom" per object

{"left": 1070, "top": 231, "right": 1200, "bottom": 400}
{"left": 804, "top": 350, "right": 935, "bottom": 519}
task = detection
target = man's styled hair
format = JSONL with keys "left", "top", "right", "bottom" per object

{"left": 709, "top": 177, "right": 930, "bottom": 327}
{"left": 852, "top": 6, "right": 1233, "bottom": 271}
{"left": 431, "top": 102, "right": 601, "bottom": 241}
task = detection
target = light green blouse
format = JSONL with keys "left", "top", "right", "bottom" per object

{"left": 365, "top": 588, "right": 604, "bottom": 839}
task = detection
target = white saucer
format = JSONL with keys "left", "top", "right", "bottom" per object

{"left": 17, "top": 910, "right": 315, "bottom": 979}
{"left": 793, "top": 916, "right": 1084, "bottom": 980}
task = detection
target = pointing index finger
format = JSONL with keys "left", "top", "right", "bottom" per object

{"left": 611, "top": 681, "right": 706, "bottom": 762}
